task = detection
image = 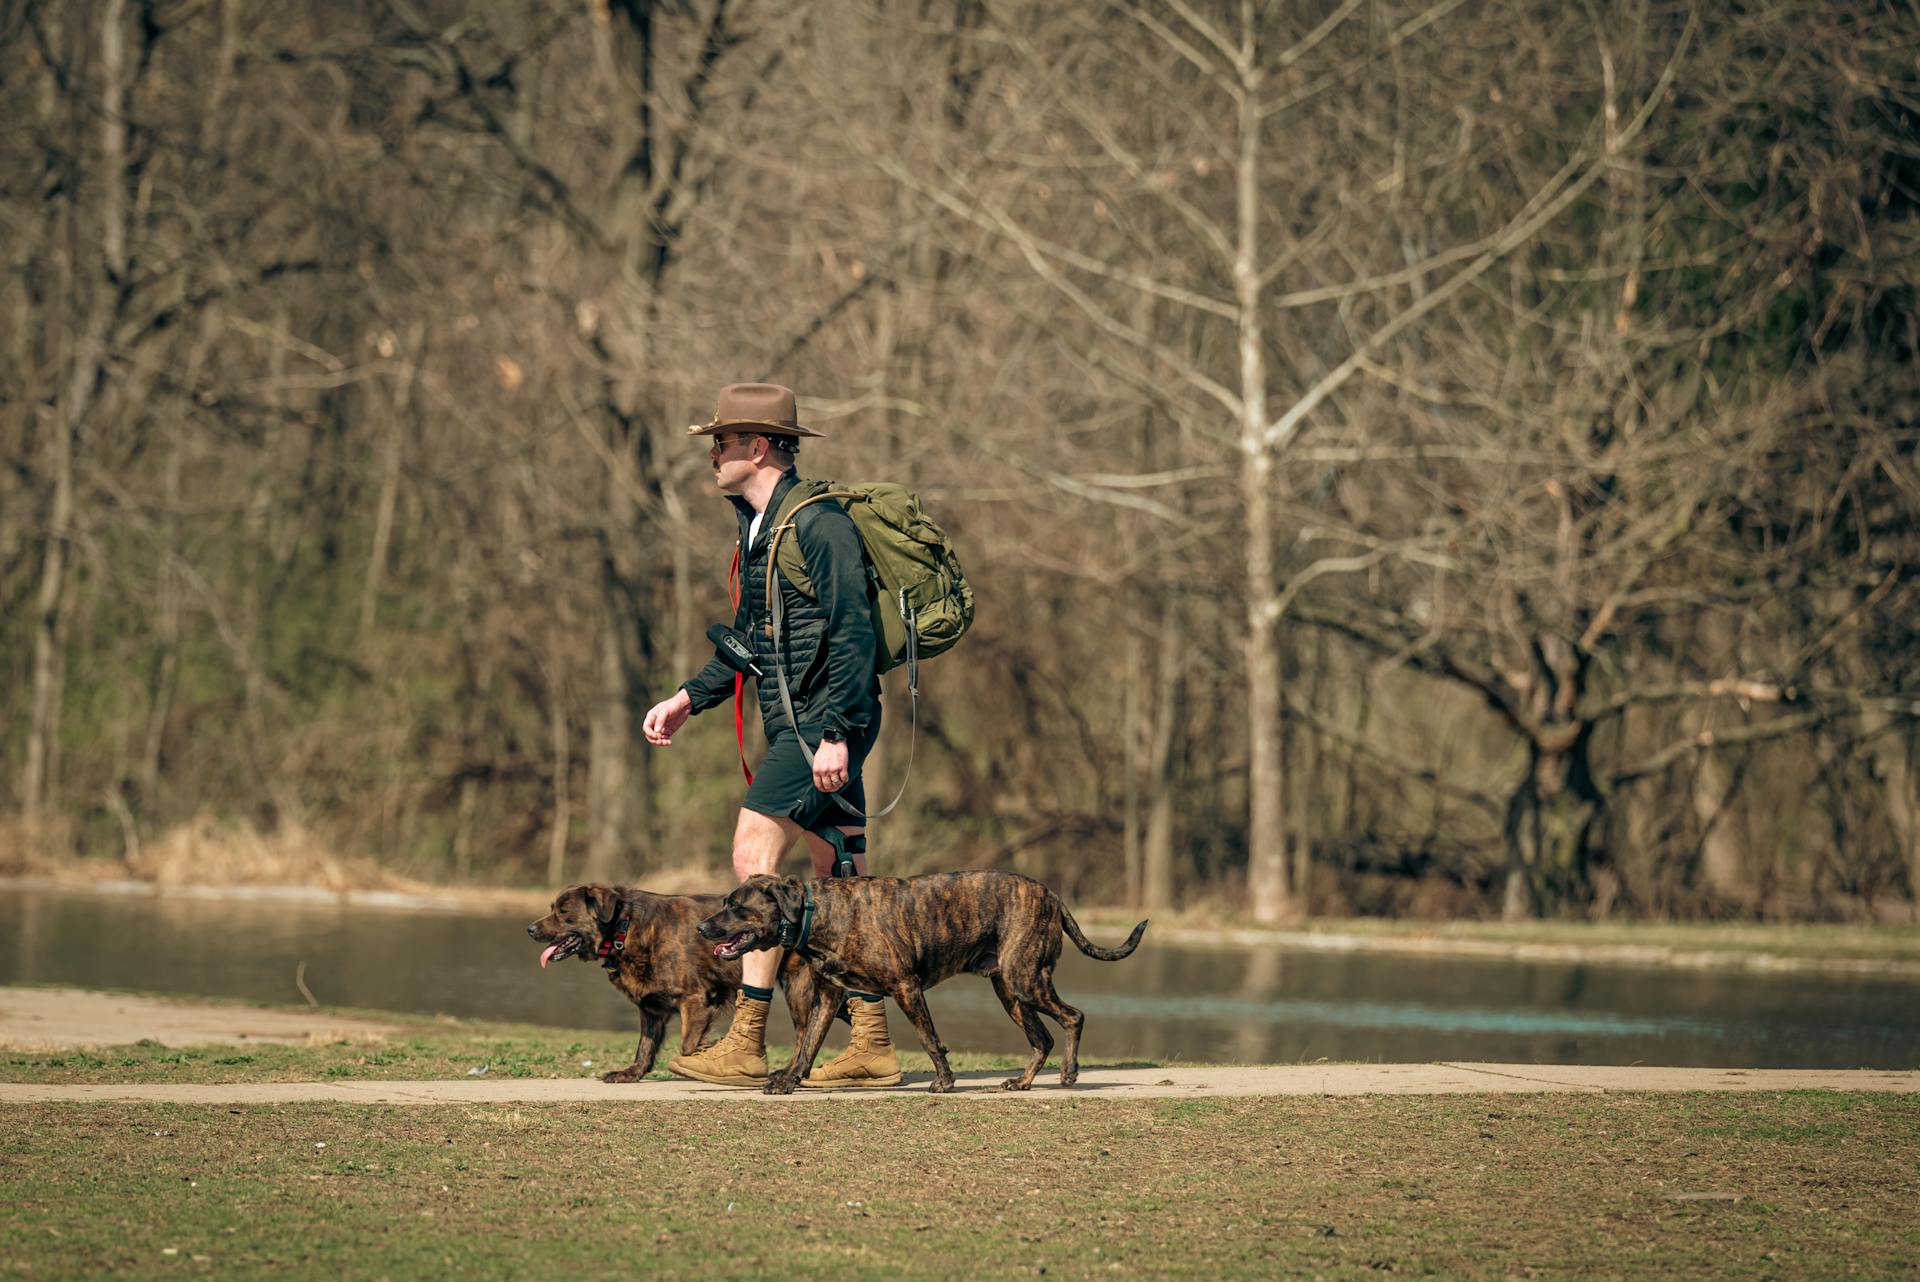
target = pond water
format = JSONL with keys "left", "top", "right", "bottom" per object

{"left": 3, "top": 886, "right": 1916, "bottom": 1069}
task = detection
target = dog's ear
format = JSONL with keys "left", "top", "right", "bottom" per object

{"left": 583, "top": 883, "right": 620, "bottom": 926}
{"left": 768, "top": 875, "right": 807, "bottom": 924}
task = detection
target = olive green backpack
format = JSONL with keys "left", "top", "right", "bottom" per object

{"left": 762, "top": 480, "right": 974, "bottom": 820}
{"left": 764, "top": 480, "right": 974, "bottom": 676}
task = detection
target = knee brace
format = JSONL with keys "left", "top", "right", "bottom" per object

{"left": 821, "top": 828, "right": 865, "bottom": 878}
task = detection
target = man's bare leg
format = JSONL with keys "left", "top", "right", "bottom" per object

{"left": 666, "top": 807, "right": 797, "bottom": 1085}
{"left": 732, "top": 807, "right": 802, "bottom": 988}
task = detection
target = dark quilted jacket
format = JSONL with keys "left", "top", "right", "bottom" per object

{"left": 681, "top": 470, "right": 881, "bottom": 740}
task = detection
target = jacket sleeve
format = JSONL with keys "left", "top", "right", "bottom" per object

{"left": 795, "top": 504, "right": 876, "bottom": 737}
{"left": 680, "top": 584, "right": 750, "bottom": 715}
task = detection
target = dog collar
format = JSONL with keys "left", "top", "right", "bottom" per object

{"left": 597, "top": 911, "right": 634, "bottom": 970}
{"left": 776, "top": 888, "right": 816, "bottom": 955}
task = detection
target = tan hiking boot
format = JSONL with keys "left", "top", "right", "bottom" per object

{"left": 666, "top": 993, "right": 770, "bottom": 1087}
{"left": 802, "top": 997, "right": 902, "bottom": 1088}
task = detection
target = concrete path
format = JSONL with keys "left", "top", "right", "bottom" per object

{"left": 4, "top": 1063, "right": 1916, "bottom": 1105}
{"left": 5, "top": 987, "right": 1913, "bottom": 1104}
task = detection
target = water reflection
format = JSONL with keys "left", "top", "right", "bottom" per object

{"left": 1, "top": 886, "right": 1915, "bottom": 1069}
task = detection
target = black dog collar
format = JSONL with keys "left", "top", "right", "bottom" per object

{"left": 775, "top": 888, "right": 817, "bottom": 955}
{"left": 597, "top": 911, "right": 634, "bottom": 970}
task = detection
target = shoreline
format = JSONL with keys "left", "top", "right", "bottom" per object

{"left": 6, "top": 873, "right": 1917, "bottom": 979}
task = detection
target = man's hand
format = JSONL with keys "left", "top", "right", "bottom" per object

{"left": 812, "top": 737, "right": 851, "bottom": 792}
{"left": 643, "top": 689, "right": 693, "bottom": 746}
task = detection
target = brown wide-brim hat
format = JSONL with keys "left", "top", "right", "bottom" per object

{"left": 686, "top": 382, "right": 826, "bottom": 439}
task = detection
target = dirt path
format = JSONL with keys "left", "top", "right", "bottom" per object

{"left": 2, "top": 1063, "right": 1916, "bottom": 1104}
{"left": 2, "top": 988, "right": 1915, "bottom": 1103}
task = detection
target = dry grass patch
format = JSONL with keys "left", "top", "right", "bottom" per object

{"left": 1, "top": 1093, "right": 1914, "bottom": 1280}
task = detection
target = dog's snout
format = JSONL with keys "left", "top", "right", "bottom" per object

{"left": 526, "top": 923, "right": 541, "bottom": 938}
{"left": 696, "top": 918, "right": 726, "bottom": 940}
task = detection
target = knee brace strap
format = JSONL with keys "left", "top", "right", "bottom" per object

{"left": 821, "top": 829, "right": 865, "bottom": 877}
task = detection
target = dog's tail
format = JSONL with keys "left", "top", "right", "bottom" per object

{"left": 1062, "top": 909, "right": 1147, "bottom": 961}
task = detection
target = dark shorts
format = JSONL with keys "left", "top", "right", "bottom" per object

{"left": 743, "top": 706, "right": 883, "bottom": 832}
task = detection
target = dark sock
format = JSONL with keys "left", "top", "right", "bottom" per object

{"left": 742, "top": 984, "right": 774, "bottom": 1003}
{"left": 847, "top": 991, "right": 884, "bottom": 1003}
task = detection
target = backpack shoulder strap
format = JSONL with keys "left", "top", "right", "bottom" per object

{"left": 766, "top": 485, "right": 858, "bottom": 603}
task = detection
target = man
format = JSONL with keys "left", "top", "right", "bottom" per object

{"left": 641, "top": 382, "right": 898, "bottom": 1089}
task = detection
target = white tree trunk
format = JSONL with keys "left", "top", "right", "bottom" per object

{"left": 1234, "top": 55, "right": 1294, "bottom": 926}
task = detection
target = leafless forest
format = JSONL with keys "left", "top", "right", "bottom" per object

{"left": 3, "top": 0, "right": 1916, "bottom": 921}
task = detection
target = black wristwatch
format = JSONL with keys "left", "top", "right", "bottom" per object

{"left": 820, "top": 729, "right": 845, "bottom": 744}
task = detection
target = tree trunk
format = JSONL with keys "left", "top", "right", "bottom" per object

{"left": 585, "top": 613, "right": 638, "bottom": 882}
{"left": 583, "top": 397, "right": 658, "bottom": 880}
{"left": 659, "top": 480, "right": 696, "bottom": 852}
{"left": 546, "top": 662, "right": 572, "bottom": 887}
{"left": 1235, "top": 54, "right": 1293, "bottom": 926}
{"left": 139, "top": 421, "right": 184, "bottom": 804}
{"left": 359, "top": 323, "right": 421, "bottom": 642}
{"left": 1122, "top": 625, "right": 1143, "bottom": 908}
{"left": 1504, "top": 732, "right": 1603, "bottom": 919}
{"left": 1287, "top": 703, "right": 1313, "bottom": 918}
{"left": 539, "top": 628, "right": 575, "bottom": 888}
{"left": 1861, "top": 708, "right": 1919, "bottom": 922}
{"left": 1689, "top": 731, "right": 1752, "bottom": 910}
{"left": 22, "top": 398, "right": 75, "bottom": 823}
{"left": 1244, "top": 478, "right": 1291, "bottom": 923}
{"left": 1142, "top": 601, "right": 1180, "bottom": 913}
{"left": 24, "top": 0, "right": 128, "bottom": 823}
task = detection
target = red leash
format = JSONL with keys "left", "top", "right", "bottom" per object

{"left": 729, "top": 547, "right": 752, "bottom": 783}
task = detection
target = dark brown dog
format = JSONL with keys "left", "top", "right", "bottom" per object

{"left": 696, "top": 870, "right": 1147, "bottom": 1094}
{"left": 527, "top": 883, "right": 833, "bottom": 1083}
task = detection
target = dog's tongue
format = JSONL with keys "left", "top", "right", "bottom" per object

{"left": 539, "top": 943, "right": 561, "bottom": 969}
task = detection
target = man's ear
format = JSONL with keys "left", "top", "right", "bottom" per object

{"left": 769, "top": 876, "right": 807, "bottom": 923}
{"left": 584, "top": 884, "right": 620, "bottom": 926}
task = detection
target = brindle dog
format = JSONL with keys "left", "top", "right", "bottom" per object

{"left": 697, "top": 871, "right": 1147, "bottom": 1094}
{"left": 528, "top": 883, "right": 835, "bottom": 1083}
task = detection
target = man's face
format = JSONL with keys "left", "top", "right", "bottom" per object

{"left": 709, "top": 432, "right": 762, "bottom": 493}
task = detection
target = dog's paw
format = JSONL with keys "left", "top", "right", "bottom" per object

{"left": 1059, "top": 1069, "right": 1079, "bottom": 1087}
{"left": 764, "top": 1073, "right": 800, "bottom": 1095}
{"left": 1000, "top": 1076, "right": 1032, "bottom": 1091}
{"left": 600, "top": 1067, "right": 646, "bottom": 1084}
{"left": 928, "top": 1076, "right": 957, "bottom": 1094}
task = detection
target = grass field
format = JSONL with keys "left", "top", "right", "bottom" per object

{"left": 2, "top": 1009, "right": 1917, "bottom": 1280}
{"left": 4, "top": 1092, "right": 1915, "bottom": 1280}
